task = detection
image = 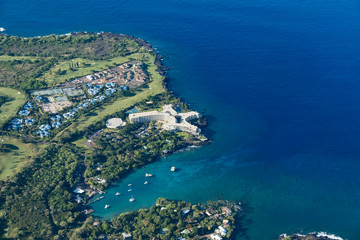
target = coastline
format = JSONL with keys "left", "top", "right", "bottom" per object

{"left": 0, "top": 32, "right": 347, "bottom": 240}
{"left": 0, "top": 32, "right": 220, "bottom": 239}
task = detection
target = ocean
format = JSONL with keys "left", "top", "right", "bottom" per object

{"left": 1, "top": 0, "right": 360, "bottom": 239}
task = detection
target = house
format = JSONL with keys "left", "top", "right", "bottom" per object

{"left": 210, "top": 234, "right": 222, "bottom": 240}
{"left": 215, "top": 226, "right": 228, "bottom": 237}
{"left": 181, "top": 229, "right": 191, "bottom": 235}
{"left": 19, "top": 110, "right": 30, "bottom": 116}
{"left": 25, "top": 118, "right": 35, "bottom": 125}
{"left": 120, "top": 85, "right": 129, "bottom": 91}
{"left": 52, "top": 121, "right": 61, "bottom": 128}
{"left": 75, "top": 194, "right": 81, "bottom": 203}
{"left": 12, "top": 118, "right": 23, "bottom": 125}
{"left": 39, "top": 124, "right": 51, "bottom": 131}
{"left": 182, "top": 209, "right": 190, "bottom": 216}
{"left": 73, "top": 187, "right": 85, "bottom": 194}
{"left": 39, "top": 130, "right": 49, "bottom": 138}
{"left": 24, "top": 102, "right": 33, "bottom": 110}
{"left": 121, "top": 232, "right": 132, "bottom": 239}
{"left": 105, "top": 82, "right": 116, "bottom": 88}
{"left": 222, "top": 207, "right": 232, "bottom": 216}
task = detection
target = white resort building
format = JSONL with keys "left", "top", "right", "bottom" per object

{"left": 128, "top": 104, "right": 201, "bottom": 135}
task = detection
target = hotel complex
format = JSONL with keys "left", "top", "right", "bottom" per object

{"left": 129, "top": 105, "right": 201, "bottom": 135}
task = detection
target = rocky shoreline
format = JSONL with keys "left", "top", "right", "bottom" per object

{"left": 279, "top": 232, "right": 344, "bottom": 240}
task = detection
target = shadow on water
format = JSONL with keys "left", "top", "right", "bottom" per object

{"left": 234, "top": 202, "right": 254, "bottom": 240}
{"left": 201, "top": 114, "right": 216, "bottom": 139}
{"left": 212, "top": 188, "right": 254, "bottom": 240}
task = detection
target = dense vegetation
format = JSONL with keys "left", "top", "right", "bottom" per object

{"left": 0, "top": 32, "right": 145, "bottom": 89}
{"left": 70, "top": 198, "right": 239, "bottom": 240}
{"left": 84, "top": 121, "right": 190, "bottom": 189}
{"left": 1, "top": 145, "right": 81, "bottom": 239}
{"left": 0, "top": 118, "right": 206, "bottom": 239}
{"left": 0, "top": 58, "right": 54, "bottom": 89}
{"left": 0, "top": 33, "right": 214, "bottom": 240}
{"left": 0, "top": 33, "right": 141, "bottom": 59}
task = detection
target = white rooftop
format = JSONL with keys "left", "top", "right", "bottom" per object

{"left": 73, "top": 188, "right": 85, "bottom": 194}
{"left": 106, "top": 118, "right": 126, "bottom": 129}
{"left": 128, "top": 104, "right": 201, "bottom": 135}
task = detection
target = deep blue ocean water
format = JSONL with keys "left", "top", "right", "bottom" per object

{"left": 1, "top": 0, "right": 360, "bottom": 239}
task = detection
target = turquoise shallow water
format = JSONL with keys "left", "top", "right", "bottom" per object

{"left": 2, "top": 0, "right": 360, "bottom": 239}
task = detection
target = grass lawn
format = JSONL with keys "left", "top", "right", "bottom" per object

{"left": 57, "top": 53, "right": 165, "bottom": 137}
{"left": 71, "top": 136, "right": 89, "bottom": 152}
{"left": 40, "top": 52, "right": 147, "bottom": 86}
{"left": 0, "top": 87, "right": 26, "bottom": 127}
{"left": 0, "top": 136, "right": 37, "bottom": 180}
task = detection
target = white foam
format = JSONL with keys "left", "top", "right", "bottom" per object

{"left": 313, "top": 232, "right": 344, "bottom": 240}
{"left": 0, "top": 27, "right": 5, "bottom": 32}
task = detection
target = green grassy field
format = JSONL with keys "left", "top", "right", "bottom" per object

{"left": 39, "top": 52, "right": 147, "bottom": 86}
{"left": 0, "top": 136, "right": 37, "bottom": 180}
{"left": 0, "top": 87, "right": 26, "bottom": 127}
{"left": 58, "top": 53, "right": 165, "bottom": 136}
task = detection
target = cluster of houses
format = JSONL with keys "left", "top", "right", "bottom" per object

{"left": 9, "top": 100, "right": 65, "bottom": 137}
{"left": 62, "top": 82, "right": 129, "bottom": 121}
{"left": 177, "top": 206, "right": 233, "bottom": 240}
{"left": 51, "top": 115, "right": 62, "bottom": 128}
{"left": 85, "top": 83, "right": 104, "bottom": 96}
{"left": 85, "top": 81, "right": 127, "bottom": 97}
{"left": 7, "top": 60, "right": 147, "bottom": 137}
{"left": 7, "top": 80, "right": 131, "bottom": 138}
{"left": 9, "top": 102, "right": 34, "bottom": 130}
{"left": 19, "top": 102, "right": 33, "bottom": 117}
{"left": 79, "top": 61, "right": 147, "bottom": 89}
{"left": 10, "top": 118, "right": 25, "bottom": 130}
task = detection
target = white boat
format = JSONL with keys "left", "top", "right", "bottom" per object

{"left": 145, "top": 173, "right": 153, "bottom": 177}
{"left": 170, "top": 166, "right": 176, "bottom": 172}
{"left": 144, "top": 181, "right": 148, "bottom": 184}
{"left": 128, "top": 189, "right": 132, "bottom": 192}
{"left": 0, "top": 27, "right": 5, "bottom": 32}
{"left": 105, "top": 204, "right": 110, "bottom": 209}
{"left": 128, "top": 184, "right": 132, "bottom": 186}
{"left": 115, "top": 192, "right": 121, "bottom": 196}
{"left": 129, "top": 197, "right": 135, "bottom": 202}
